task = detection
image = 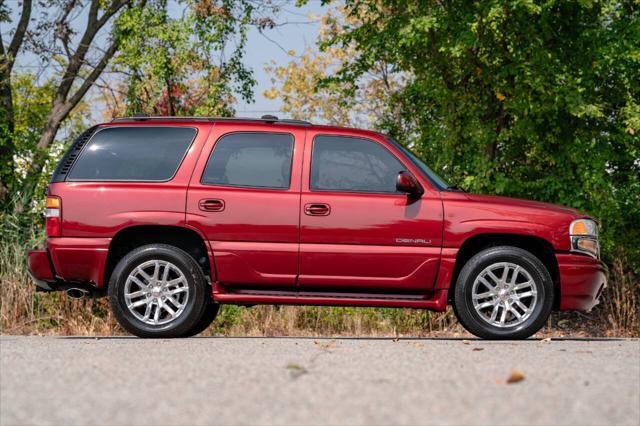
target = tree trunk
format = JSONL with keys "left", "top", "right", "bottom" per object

{"left": 0, "top": 63, "right": 15, "bottom": 201}
{"left": 0, "top": 0, "right": 33, "bottom": 203}
{"left": 486, "top": 100, "right": 507, "bottom": 162}
{"left": 24, "top": 4, "right": 123, "bottom": 205}
{"left": 0, "top": 61, "right": 15, "bottom": 134}
{"left": 37, "top": 113, "right": 65, "bottom": 152}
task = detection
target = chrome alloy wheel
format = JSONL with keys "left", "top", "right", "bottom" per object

{"left": 124, "top": 260, "right": 189, "bottom": 326}
{"left": 472, "top": 262, "right": 538, "bottom": 328}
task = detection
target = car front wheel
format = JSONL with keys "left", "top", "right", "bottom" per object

{"left": 453, "top": 246, "right": 554, "bottom": 339}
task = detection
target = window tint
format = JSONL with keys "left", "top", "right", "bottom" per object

{"left": 202, "top": 133, "right": 294, "bottom": 189}
{"left": 68, "top": 127, "right": 196, "bottom": 181}
{"left": 311, "top": 136, "right": 406, "bottom": 193}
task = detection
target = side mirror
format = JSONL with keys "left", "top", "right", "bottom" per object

{"left": 396, "top": 171, "right": 424, "bottom": 198}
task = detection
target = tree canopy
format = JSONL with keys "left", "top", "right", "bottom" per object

{"left": 276, "top": 0, "right": 639, "bottom": 269}
{"left": 0, "top": 0, "right": 274, "bottom": 213}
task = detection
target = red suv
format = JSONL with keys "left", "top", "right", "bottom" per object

{"left": 27, "top": 116, "right": 607, "bottom": 339}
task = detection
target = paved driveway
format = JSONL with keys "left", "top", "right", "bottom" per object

{"left": 1, "top": 336, "right": 638, "bottom": 425}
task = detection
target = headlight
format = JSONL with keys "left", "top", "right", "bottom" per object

{"left": 570, "top": 219, "right": 599, "bottom": 258}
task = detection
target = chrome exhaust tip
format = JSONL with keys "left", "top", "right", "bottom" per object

{"left": 66, "top": 287, "right": 90, "bottom": 299}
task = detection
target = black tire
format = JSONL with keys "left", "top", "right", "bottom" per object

{"left": 453, "top": 246, "right": 554, "bottom": 340}
{"left": 108, "top": 244, "right": 209, "bottom": 338}
{"left": 185, "top": 300, "right": 220, "bottom": 337}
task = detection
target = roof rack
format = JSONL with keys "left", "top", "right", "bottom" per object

{"left": 110, "top": 115, "right": 312, "bottom": 126}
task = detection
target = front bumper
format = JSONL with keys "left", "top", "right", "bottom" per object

{"left": 557, "top": 253, "right": 608, "bottom": 311}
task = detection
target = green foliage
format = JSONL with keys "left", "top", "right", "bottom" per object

{"left": 113, "top": 0, "right": 256, "bottom": 116}
{"left": 0, "top": 73, "right": 89, "bottom": 234}
{"left": 2, "top": 0, "right": 262, "bottom": 219}
{"left": 326, "top": 0, "right": 640, "bottom": 270}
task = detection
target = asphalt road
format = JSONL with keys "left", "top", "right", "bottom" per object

{"left": 0, "top": 336, "right": 638, "bottom": 426}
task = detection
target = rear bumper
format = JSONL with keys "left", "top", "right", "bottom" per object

{"left": 47, "top": 237, "right": 110, "bottom": 287}
{"left": 557, "top": 253, "right": 608, "bottom": 311}
{"left": 27, "top": 250, "right": 56, "bottom": 291}
{"left": 27, "top": 237, "right": 111, "bottom": 290}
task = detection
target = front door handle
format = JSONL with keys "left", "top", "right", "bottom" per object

{"left": 199, "top": 199, "right": 225, "bottom": 212}
{"left": 304, "top": 203, "right": 331, "bottom": 216}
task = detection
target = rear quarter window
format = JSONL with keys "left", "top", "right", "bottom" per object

{"left": 67, "top": 126, "right": 196, "bottom": 181}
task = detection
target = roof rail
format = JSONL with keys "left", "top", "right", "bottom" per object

{"left": 110, "top": 115, "right": 312, "bottom": 126}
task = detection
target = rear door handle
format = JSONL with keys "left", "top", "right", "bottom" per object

{"left": 199, "top": 199, "right": 225, "bottom": 212}
{"left": 304, "top": 203, "right": 331, "bottom": 216}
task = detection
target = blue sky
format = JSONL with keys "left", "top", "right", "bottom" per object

{"left": 3, "top": 0, "right": 328, "bottom": 119}
{"left": 235, "top": 1, "right": 327, "bottom": 116}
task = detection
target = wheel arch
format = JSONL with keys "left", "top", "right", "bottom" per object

{"left": 104, "top": 225, "right": 213, "bottom": 287}
{"left": 448, "top": 233, "right": 560, "bottom": 309}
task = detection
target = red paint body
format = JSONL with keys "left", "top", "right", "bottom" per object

{"left": 27, "top": 118, "right": 607, "bottom": 312}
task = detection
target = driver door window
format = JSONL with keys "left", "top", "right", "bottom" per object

{"left": 311, "top": 136, "right": 406, "bottom": 193}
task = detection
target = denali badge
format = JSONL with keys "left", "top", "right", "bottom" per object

{"left": 396, "top": 238, "right": 432, "bottom": 245}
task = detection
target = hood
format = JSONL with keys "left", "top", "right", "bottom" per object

{"left": 462, "top": 193, "right": 583, "bottom": 217}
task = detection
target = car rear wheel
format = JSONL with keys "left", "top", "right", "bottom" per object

{"left": 453, "top": 246, "right": 554, "bottom": 339}
{"left": 108, "top": 244, "right": 209, "bottom": 338}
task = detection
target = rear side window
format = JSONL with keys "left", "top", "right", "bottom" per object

{"left": 311, "top": 135, "right": 406, "bottom": 193}
{"left": 68, "top": 127, "right": 196, "bottom": 181}
{"left": 201, "top": 132, "right": 294, "bottom": 189}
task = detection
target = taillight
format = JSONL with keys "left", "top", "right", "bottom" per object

{"left": 45, "top": 196, "right": 62, "bottom": 237}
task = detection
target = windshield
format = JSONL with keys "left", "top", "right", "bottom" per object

{"left": 387, "top": 138, "right": 450, "bottom": 190}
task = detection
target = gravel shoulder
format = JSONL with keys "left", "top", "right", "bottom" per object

{"left": 1, "top": 336, "right": 638, "bottom": 426}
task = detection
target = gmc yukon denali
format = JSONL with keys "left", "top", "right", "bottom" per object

{"left": 27, "top": 116, "right": 607, "bottom": 339}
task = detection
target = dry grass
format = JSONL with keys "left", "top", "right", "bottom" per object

{"left": 0, "top": 232, "right": 120, "bottom": 335}
{"left": 208, "top": 304, "right": 463, "bottom": 337}
{"left": 602, "top": 256, "right": 639, "bottom": 336}
{"left": 1, "top": 231, "right": 637, "bottom": 337}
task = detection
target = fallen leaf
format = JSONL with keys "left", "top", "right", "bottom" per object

{"left": 540, "top": 337, "right": 552, "bottom": 343}
{"left": 506, "top": 370, "right": 525, "bottom": 384}
{"left": 318, "top": 340, "right": 337, "bottom": 350}
{"left": 286, "top": 363, "right": 308, "bottom": 379}
{"left": 472, "top": 347, "right": 484, "bottom": 351}
{"left": 287, "top": 363, "right": 305, "bottom": 370}
{"left": 462, "top": 340, "right": 471, "bottom": 345}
